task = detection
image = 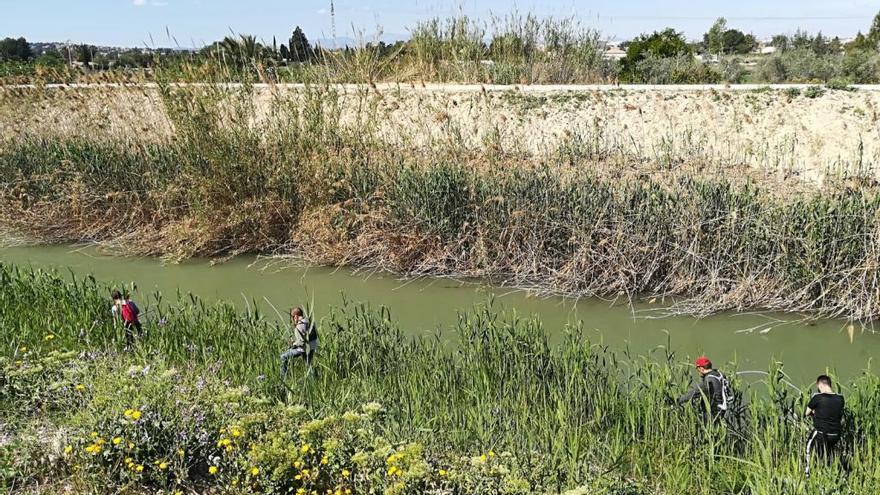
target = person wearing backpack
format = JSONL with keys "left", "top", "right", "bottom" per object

{"left": 677, "top": 356, "right": 733, "bottom": 423}
{"left": 804, "top": 375, "right": 845, "bottom": 476}
{"left": 281, "top": 307, "right": 319, "bottom": 379}
{"left": 111, "top": 290, "right": 142, "bottom": 351}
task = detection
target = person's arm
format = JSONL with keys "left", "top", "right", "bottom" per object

{"left": 677, "top": 379, "right": 708, "bottom": 406}
{"left": 805, "top": 395, "right": 818, "bottom": 417}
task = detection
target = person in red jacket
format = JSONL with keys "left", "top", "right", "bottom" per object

{"left": 112, "top": 290, "right": 142, "bottom": 350}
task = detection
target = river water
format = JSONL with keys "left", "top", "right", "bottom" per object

{"left": 1, "top": 244, "right": 876, "bottom": 383}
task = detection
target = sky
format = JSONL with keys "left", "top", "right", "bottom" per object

{"left": 1, "top": 0, "right": 878, "bottom": 48}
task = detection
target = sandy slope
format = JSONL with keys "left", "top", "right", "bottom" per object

{"left": 3, "top": 84, "right": 880, "bottom": 185}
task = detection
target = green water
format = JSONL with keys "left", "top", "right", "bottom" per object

{"left": 1, "top": 244, "right": 876, "bottom": 383}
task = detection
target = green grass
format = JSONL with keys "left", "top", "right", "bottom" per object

{"left": 2, "top": 264, "right": 880, "bottom": 494}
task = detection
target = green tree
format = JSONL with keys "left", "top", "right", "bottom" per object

{"left": 76, "top": 44, "right": 93, "bottom": 65}
{"left": 870, "top": 11, "right": 880, "bottom": 44}
{"left": 721, "top": 29, "right": 755, "bottom": 54}
{"left": 704, "top": 17, "right": 727, "bottom": 55}
{"left": 0, "top": 37, "right": 32, "bottom": 61}
{"left": 279, "top": 43, "right": 290, "bottom": 61}
{"left": 620, "top": 28, "right": 691, "bottom": 82}
{"left": 771, "top": 34, "right": 790, "bottom": 52}
{"left": 289, "top": 26, "right": 313, "bottom": 62}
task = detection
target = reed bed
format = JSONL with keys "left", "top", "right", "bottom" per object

{"left": 2, "top": 79, "right": 880, "bottom": 319}
{"left": 2, "top": 264, "right": 879, "bottom": 494}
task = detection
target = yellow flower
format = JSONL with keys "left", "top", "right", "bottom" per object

{"left": 300, "top": 444, "right": 310, "bottom": 454}
{"left": 63, "top": 445, "right": 72, "bottom": 454}
{"left": 479, "top": 455, "right": 487, "bottom": 463}
{"left": 75, "top": 384, "right": 86, "bottom": 391}
{"left": 335, "top": 490, "right": 342, "bottom": 495}
{"left": 173, "top": 491, "right": 183, "bottom": 495}
{"left": 321, "top": 457, "right": 328, "bottom": 465}
{"left": 386, "top": 466, "right": 398, "bottom": 477}
{"left": 345, "top": 490, "right": 351, "bottom": 495}
{"left": 293, "top": 460, "right": 303, "bottom": 469}
{"left": 84, "top": 444, "right": 102, "bottom": 454}
{"left": 125, "top": 457, "right": 133, "bottom": 464}
{"left": 130, "top": 410, "right": 142, "bottom": 421}
{"left": 19, "top": 346, "right": 26, "bottom": 352}
{"left": 488, "top": 450, "right": 495, "bottom": 457}
{"left": 124, "top": 409, "right": 134, "bottom": 418}
{"left": 341, "top": 469, "right": 350, "bottom": 477}
{"left": 297, "top": 489, "right": 306, "bottom": 495}
{"left": 231, "top": 428, "right": 242, "bottom": 437}
{"left": 159, "top": 462, "right": 168, "bottom": 470}
{"left": 208, "top": 466, "right": 218, "bottom": 475}
{"left": 112, "top": 437, "right": 122, "bottom": 445}
{"left": 225, "top": 445, "right": 233, "bottom": 453}
{"left": 44, "top": 334, "right": 55, "bottom": 341}
{"left": 136, "top": 464, "right": 144, "bottom": 472}
{"left": 90, "top": 431, "right": 98, "bottom": 438}
{"left": 294, "top": 474, "right": 302, "bottom": 480}
{"left": 231, "top": 479, "right": 238, "bottom": 486}
{"left": 177, "top": 449, "right": 185, "bottom": 457}
{"left": 128, "top": 442, "right": 135, "bottom": 449}
{"left": 250, "top": 467, "right": 260, "bottom": 476}
{"left": 438, "top": 469, "right": 448, "bottom": 476}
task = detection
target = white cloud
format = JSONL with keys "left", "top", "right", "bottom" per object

{"left": 133, "top": 0, "right": 146, "bottom": 5}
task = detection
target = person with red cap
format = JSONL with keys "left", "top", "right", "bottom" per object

{"left": 677, "top": 356, "right": 733, "bottom": 422}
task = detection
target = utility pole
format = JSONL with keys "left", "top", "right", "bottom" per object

{"left": 330, "top": 0, "right": 336, "bottom": 48}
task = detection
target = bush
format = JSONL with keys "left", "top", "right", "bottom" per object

{"left": 630, "top": 53, "right": 720, "bottom": 84}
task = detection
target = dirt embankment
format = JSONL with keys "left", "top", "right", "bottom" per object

{"left": 3, "top": 84, "right": 880, "bottom": 186}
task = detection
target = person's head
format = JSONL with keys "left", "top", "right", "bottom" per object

{"left": 816, "top": 375, "right": 834, "bottom": 394}
{"left": 290, "top": 307, "right": 304, "bottom": 323}
{"left": 111, "top": 290, "right": 123, "bottom": 303}
{"left": 695, "top": 356, "right": 713, "bottom": 375}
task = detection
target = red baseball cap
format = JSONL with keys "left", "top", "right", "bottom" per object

{"left": 695, "top": 356, "right": 711, "bottom": 368}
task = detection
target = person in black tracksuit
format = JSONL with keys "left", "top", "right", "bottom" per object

{"left": 677, "top": 356, "right": 727, "bottom": 423}
{"left": 804, "top": 374, "right": 845, "bottom": 476}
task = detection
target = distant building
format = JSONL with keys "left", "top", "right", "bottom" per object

{"left": 603, "top": 46, "right": 626, "bottom": 61}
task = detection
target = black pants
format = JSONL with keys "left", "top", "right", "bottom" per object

{"left": 124, "top": 321, "right": 142, "bottom": 348}
{"left": 805, "top": 430, "right": 840, "bottom": 475}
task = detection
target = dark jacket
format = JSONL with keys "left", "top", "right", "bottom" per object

{"left": 678, "top": 369, "right": 725, "bottom": 413}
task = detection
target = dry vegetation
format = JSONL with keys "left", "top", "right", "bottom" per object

{"left": 3, "top": 81, "right": 880, "bottom": 318}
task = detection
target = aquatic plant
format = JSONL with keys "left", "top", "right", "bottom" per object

{"left": 2, "top": 264, "right": 879, "bottom": 494}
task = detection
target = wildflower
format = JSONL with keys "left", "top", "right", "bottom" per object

{"left": 300, "top": 444, "right": 310, "bottom": 454}
{"left": 321, "top": 457, "right": 328, "bottom": 465}
{"left": 75, "top": 384, "right": 86, "bottom": 391}
{"left": 128, "top": 442, "right": 135, "bottom": 449}
{"left": 90, "top": 431, "right": 98, "bottom": 438}
{"left": 63, "top": 445, "right": 72, "bottom": 454}
{"left": 294, "top": 460, "right": 304, "bottom": 469}
{"left": 488, "top": 450, "right": 495, "bottom": 457}
{"left": 479, "top": 454, "right": 487, "bottom": 463}
{"left": 44, "top": 334, "right": 55, "bottom": 341}
{"left": 159, "top": 461, "right": 168, "bottom": 470}
{"left": 225, "top": 445, "right": 233, "bottom": 453}
{"left": 231, "top": 428, "right": 242, "bottom": 437}
{"left": 341, "top": 469, "right": 350, "bottom": 477}
{"left": 217, "top": 438, "right": 232, "bottom": 448}
{"left": 438, "top": 469, "right": 448, "bottom": 476}
{"left": 125, "top": 458, "right": 133, "bottom": 464}
{"left": 130, "top": 410, "right": 142, "bottom": 421}
{"left": 124, "top": 409, "right": 134, "bottom": 418}
{"left": 177, "top": 449, "right": 185, "bottom": 457}
{"left": 296, "top": 489, "right": 306, "bottom": 495}
{"left": 85, "top": 443, "right": 102, "bottom": 454}
{"left": 112, "top": 437, "right": 122, "bottom": 445}
{"left": 250, "top": 467, "right": 260, "bottom": 476}
{"left": 345, "top": 490, "right": 351, "bottom": 495}
{"left": 387, "top": 466, "right": 398, "bottom": 477}
{"left": 136, "top": 464, "right": 144, "bottom": 472}
{"left": 208, "top": 466, "right": 218, "bottom": 475}
{"left": 19, "top": 346, "right": 26, "bottom": 352}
